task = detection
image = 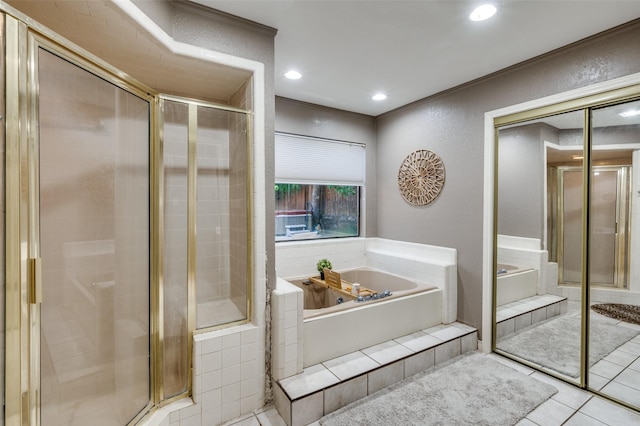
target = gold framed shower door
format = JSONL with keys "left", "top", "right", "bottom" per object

{"left": 556, "top": 165, "right": 631, "bottom": 289}
{"left": 3, "top": 5, "right": 255, "bottom": 425}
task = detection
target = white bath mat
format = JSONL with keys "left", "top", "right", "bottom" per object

{"left": 319, "top": 352, "right": 556, "bottom": 426}
{"left": 497, "top": 313, "right": 640, "bottom": 377}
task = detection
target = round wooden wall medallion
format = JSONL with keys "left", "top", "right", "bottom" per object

{"left": 397, "top": 149, "right": 445, "bottom": 206}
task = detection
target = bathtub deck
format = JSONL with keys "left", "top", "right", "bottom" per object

{"left": 272, "top": 322, "right": 477, "bottom": 426}
{"left": 496, "top": 293, "right": 568, "bottom": 339}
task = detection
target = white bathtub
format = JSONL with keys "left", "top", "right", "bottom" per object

{"left": 287, "top": 267, "right": 442, "bottom": 367}
{"left": 496, "top": 263, "right": 538, "bottom": 306}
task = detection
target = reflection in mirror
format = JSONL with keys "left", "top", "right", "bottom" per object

{"left": 495, "top": 110, "right": 584, "bottom": 384}
{"left": 588, "top": 100, "right": 640, "bottom": 407}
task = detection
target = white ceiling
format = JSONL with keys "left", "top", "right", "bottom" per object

{"left": 6, "top": 1, "right": 640, "bottom": 117}
{"left": 192, "top": 0, "right": 640, "bottom": 116}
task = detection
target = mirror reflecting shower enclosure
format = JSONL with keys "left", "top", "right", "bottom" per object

{"left": 557, "top": 166, "right": 630, "bottom": 288}
{"left": 494, "top": 93, "right": 640, "bottom": 411}
{"left": 495, "top": 110, "right": 584, "bottom": 386}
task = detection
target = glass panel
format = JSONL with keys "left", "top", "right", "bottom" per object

{"left": 560, "top": 169, "right": 583, "bottom": 284}
{"left": 589, "top": 170, "right": 619, "bottom": 286}
{"left": 0, "top": 13, "right": 5, "bottom": 425}
{"left": 275, "top": 184, "right": 360, "bottom": 241}
{"left": 228, "top": 109, "right": 249, "bottom": 323}
{"left": 38, "top": 48, "right": 150, "bottom": 425}
{"left": 162, "top": 100, "right": 189, "bottom": 397}
{"left": 589, "top": 100, "right": 639, "bottom": 407}
{"left": 495, "top": 110, "right": 584, "bottom": 385}
{"left": 196, "top": 106, "right": 248, "bottom": 329}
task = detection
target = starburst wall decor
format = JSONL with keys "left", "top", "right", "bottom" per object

{"left": 397, "top": 149, "right": 445, "bottom": 206}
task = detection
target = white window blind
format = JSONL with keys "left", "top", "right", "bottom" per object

{"left": 275, "top": 133, "right": 366, "bottom": 185}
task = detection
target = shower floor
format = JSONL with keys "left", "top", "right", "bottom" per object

{"left": 197, "top": 298, "right": 246, "bottom": 327}
{"left": 41, "top": 304, "right": 122, "bottom": 426}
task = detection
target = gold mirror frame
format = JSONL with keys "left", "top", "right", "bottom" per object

{"left": 491, "top": 83, "right": 640, "bottom": 413}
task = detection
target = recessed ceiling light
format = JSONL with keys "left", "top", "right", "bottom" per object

{"left": 619, "top": 109, "right": 640, "bottom": 117}
{"left": 469, "top": 4, "right": 497, "bottom": 21}
{"left": 284, "top": 70, "right": 302, "bottom": 80}
{"left": 571, "top": 154, "right": 584, "bottom": 160}
{"left": 372, "top": 93, "right": 387, "bottom": 101}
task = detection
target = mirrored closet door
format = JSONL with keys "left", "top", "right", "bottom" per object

{"left": 588, "top": 100, "right": 640, "bottom": 406}
{"left": 493, "top": 92, "right": 640, "bottom": 412}
{"left": 495, "top": 109, "right": 585, "bottom": 386}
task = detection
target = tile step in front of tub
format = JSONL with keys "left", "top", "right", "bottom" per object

{"left": 272, "top": 322, "right": 478, "bottom": 426}
{"left": 496, "top": 293, "right": 568, "bottom": 339}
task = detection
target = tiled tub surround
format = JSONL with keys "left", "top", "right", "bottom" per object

{"left": 275, "top": 238, "right": 457, "bottom": 323}
{"left": 499, "top": 233, "right": 640, "bottom": 311}
{"left": 303, "top": 283, "right": 442, "bottom": 367}
{"left": 143, "top": 324, "right": 265, "bottom": 426}
{"left": 496, "top": 265, "right": 538, "bottom": 306}
{"left": 272, "top": 278, "right": 305, "bottom": 381}
{"left": 272, "top": 322, "right": 477, "bottom": 426}
{"left": 295, "top": 268, "right": 439, "bottom": 320}
{"left": 497, "top": 234, "right": 554, "bottom": 296}
{"left": 273, "top": 238, "right": 457, "bottom": 378}
{"left": 495, "top": 234, "right": 569, "bottom": 338}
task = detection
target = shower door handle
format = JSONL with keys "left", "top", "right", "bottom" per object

{"left": 29, "top": 257, "right": 42, "bottom": 304}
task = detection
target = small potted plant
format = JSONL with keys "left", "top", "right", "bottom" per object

{"left": 316, "top": 258, "right": 332, "bottom": 280}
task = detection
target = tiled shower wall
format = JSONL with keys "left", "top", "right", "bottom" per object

{"left": 229, "top": 80, "right": 251, "bottom": 313}
{"left": 196, "top": 109, "right": 232, "bottom": 305}
{"left": 164, "top": 104, "right": 248, "bottom": 317}
{"left": 156, "top": 79, "right": 267, "bottom": 424}
{"left": 163, "top": 102, "right": 190, "bottom": 396}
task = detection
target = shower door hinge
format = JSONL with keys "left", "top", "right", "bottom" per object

{"left": 29, "top": 257, "right": 42, "bottom": 304}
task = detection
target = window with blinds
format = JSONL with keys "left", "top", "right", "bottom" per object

{"left": 275, "top": 133, "right": 365, "bottom": 241}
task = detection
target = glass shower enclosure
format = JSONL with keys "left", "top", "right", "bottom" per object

{"left": 2, "top": 7, "right": 254, "bottom": 425}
